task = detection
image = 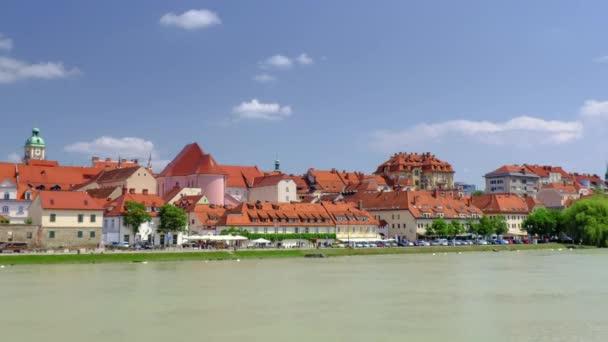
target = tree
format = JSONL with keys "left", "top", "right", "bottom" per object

{"left": 448, "top": 220, "right": 465, "bottom": 237}
{"left": 523, "top": 208, "right": 562, "bottom": 238}
{"left": 491, "top": 215, "right": 508, "bottom": 236}
{"left": 562, "top": 195, "right": 608, "bottom": 247}
{"left": 431, "top": 218, "right": 449, "bottom": 237}
{"left": 159, "top": 204, "right": 187, "bottom": 245}
{"left": 123, "top": 201, "right": 152, "bottom": 241}
{"left": 472, "top": 190, "right": 484, "bottom": 196}
{"left": 474, "top": 216, "right": 495, "bottom": 238}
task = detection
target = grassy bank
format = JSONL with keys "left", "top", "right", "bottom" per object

{"left": 0, "top": 243, "right": 570, "bottom": 265}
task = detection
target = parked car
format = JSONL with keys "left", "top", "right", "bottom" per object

{"left": 376, "top": 242, "right": 386, "bottom": 247}
{"left": 495, "top": 239, "right": 508, "bottom": 245}
{"left": 476, "top": 240, "right": 489, "bottom": 245}
{"left": 0, "top": 242, "right": 27, "bottom": 253}
{"left": 388, "top": 242, "right": 398, "bottom": 247}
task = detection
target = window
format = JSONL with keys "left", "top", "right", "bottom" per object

{"left": 1, "top": 206, "right": 8, "bottom": 214}
{"left": 264, "top": 227, "right": 268, "bottom": 234}
{"left": 337, "top": 227, "right": 341, "bottom": 233}
{"left": 3, "top": 192, "right": 8, "bottom": 200}
{"left": 17, "top": 206, "right": 23, "bottom": 214}
{"left": 50, "top": 214, "right": 56, "bottom": 222}
{"left": 295, "top": 227, "right": 299, "bottom": 233}
{"left": 26, "top": 232, "right": 32, "bottom": 239}
{"left": 282, "top": 227, "right": 287, "bottom": 233}
{"left": 254, "top": 227, "right": 259, "bottom": 233}
{"left": 90, "top": 231, "right": 96, "bottom": 238}
{"left": 25, "top": 191, "right": 31, "bottom": 200}
{"left": 49, "top": 231, "right": 55, "bottom": 238}
{"left": 286, "top": 196, "right": 289, "bottom": 202}
{"left": 286, "top": 187, "right": 289, "bottom": 192}
{"left": 274, "top": 227, "right": 278, "bottom": 234}
{"left": 78, "top": 214, "right": 84, "bottom": 223}
{"left": 90, "top": 214, "right": 96, "bottom": 223}
{"left": 77, "top": 231, "right": 83, "bottom": 238}
{"left": 123, "top": 234, "right": 130, "bottom": 243}
{"left": 305, "top": 227, "right": 309, "bottom": 233}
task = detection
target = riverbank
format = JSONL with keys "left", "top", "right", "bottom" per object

{"left": 0, "top": 243, "right": 573, "bottom": 265}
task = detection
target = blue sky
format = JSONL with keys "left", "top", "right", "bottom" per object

{"left": 1, "top": 0, "right": 608, "bottom": 187}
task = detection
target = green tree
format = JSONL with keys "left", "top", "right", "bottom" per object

{"left": 492, "top": 215, "right": 508, "bottom": 236}
{"left": 159, "top": 204, "right": 187, "bottom": 245}
{"left": 472, "top": 190, "right": 484, "bottom": 196}
{"left": 474, "top": 216, "right": 495, "bottom": 238}
{"left": 523, "top": 208, "right": 562, "bottom": 238}
{"left": 431, "top": 218, "right": 449, "bottom": 237}
{"left": 123, "top": 201, "right": 152, "bottom": 241}
{"left": 448, "top": 220, "right": 465, "bottom": 237}
{"left": 562, "top": 195, "right": 608, "bottom": 247}
{"left": 424, "top": 224, "right": 436, "bottom": 237}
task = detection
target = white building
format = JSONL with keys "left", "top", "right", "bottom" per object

{"left": 249, "top": 174, "right": 297, "bottom": 203}
{"left": 0, "top": 179, "right": 30, "bottom": 223}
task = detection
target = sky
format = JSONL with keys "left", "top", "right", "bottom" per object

{"left": 1, "top": 0, "right": 608, "bottom": 188}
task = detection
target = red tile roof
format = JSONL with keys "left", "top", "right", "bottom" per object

{"left": 252, "top": 174, "right": 292, "bottom": 188}
{"left": 486, "top": 165, "right": 537, "bottom": 175}
{"left": 104, "top": 193, "right": 166, "bottom": 217}
{"left": 38, "top": 191, "right": 104, "bottom": 210}
{"left": 220, "top": 165, "right": 264, "bottom": 188}
{"left": 218, "top": 202, "right": 335, "bottom": 227}
{"left": 471, "top": 193, "right": 538, "bottom": 214}
{"left": 159, "top": 143, "right": 227, "bottom": 177}
{"left": 542, "top": 183, "right": 581, "bottom": 194}
{"left": 174, "top": 195, "right": 206, "bottom": 211}
{"left": 307, "top": 168, "right": 346, "bottom": 193}
{"left": 524, "top": 165, "right": 571, "bottom": 179}
{"left": 375, "top": 152, "right": 454, "bottom": 174}
{"left": 320, "top": 201, "right": 379, "bottom": 225}
{"left": 192, "top": 204, "right": 226, "bottom": 227}
{"left": 345, "top": 190, "right": 481, "bottom": 219}
{"left": 95, "top": 166, "right": 142, "bottom": 183}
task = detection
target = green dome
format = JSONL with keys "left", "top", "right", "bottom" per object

{"left": 25, "top": 128, "right": 45, "bottom": 147}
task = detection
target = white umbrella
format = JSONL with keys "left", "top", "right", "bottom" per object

{"left": 252, "top": 238, "right": 271, "bottom": 244}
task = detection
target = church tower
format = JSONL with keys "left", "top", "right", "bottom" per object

{"left": 23, "top": 128, "right": 46, "bottom": 164}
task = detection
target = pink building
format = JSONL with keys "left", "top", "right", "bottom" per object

{"left": 156, "top": 143, "right": 227, "bottom": 205}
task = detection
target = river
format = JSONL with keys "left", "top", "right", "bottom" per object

{"left": 1, "top": 249, "right": 607, "bottom": 341}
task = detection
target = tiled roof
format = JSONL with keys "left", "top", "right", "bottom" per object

{"left": 375, "top": 152, "right": 454, "bottom": 174}
{"left": 542, "top": 183, "right": 580, "bottom": 194}
{"left": 38, "top": 191, "right": 104, "bottom": 210}
{"left": 524, "top": 165, "right": 571, "bottom": 179}
{"left": 159, "top": 143, "right": 227, "bottom": 177}
{"left": 220, "top": 165, "right": 264, "bottom": 188}
{"left": 286, "top": 175, "right": 310, "bottom": 194}
{"left": 486, "top": 165, "right": 539, "bottom": 177}
{"left": 345, "top": 190, "right": 482, "bottom": 219}
{"left": 96, "top": 166, "right": 141, "bottom": 183}
{"left": 471, "top": 193, "right": 536, "bottom": 214}
{"left": 320, "top": 201, "right": 379, "bottom": 225}
{"left": 104, "top": 193, "right": 166, "bottom": 217}
{"left": 307, "top": 168, "right": 346, "bottom": 193}
{"left": 86, "top": 187, "right": 120, "bottom": 200}
{"left": 193, "top": 204, "right": 226, "bottom": 227}
{"left": 174, "top": 195, "right": 206, "bottom": 211}
{"left": 218, "top": 202, "right": 334, "bottom": 226}
{"left": 252, "top": 174, "right": 292, "bottom": 188}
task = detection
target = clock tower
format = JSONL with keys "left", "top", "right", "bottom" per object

{"left": 23, "top": 128, "right": 46, "bottom": 164}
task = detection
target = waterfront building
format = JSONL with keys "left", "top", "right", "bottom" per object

{"left": 471, "top": 193, "right": 542, "bottom": 237}
{"left": 174, "top": 196, "right": 225, "bottom": 236}
{"left": 102, "top": 190, "right": 180, "bottom": 246}
{"left": 536, "top": 183, "right": 589, "bottom": 209}
{"left": 484, "top": 165, "right": 540, "bottom": 197}
{"left": 374, "top": 152, "right": 455, "bottom": 190}
{"left": 29, "top": 191, "right": 104, "bottom": 248}
{"left": 344, "top": 190, "right": 481, "bottom": 241}
{"left": 221, "top": 165, "right": 264, "bottom": 202}
{"left": 0, "top": 179, "right": 28, "bottom": 223}
{"left": 319, "top": 201, "right": 380, "bottom": 242}
{"left": 249, "top": 174, "right": 297, "bottom": 203}
{"left": 156, "top": 143, "right": 227, "bottom": 205}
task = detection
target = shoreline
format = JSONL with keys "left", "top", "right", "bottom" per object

{"left": 0, "top": 243, "right": 573, "bottom": 265}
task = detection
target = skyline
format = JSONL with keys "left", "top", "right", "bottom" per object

{"left": 2, "top": 1, "right": 608, "bottom": 187}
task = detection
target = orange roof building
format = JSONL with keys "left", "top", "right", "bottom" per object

{"left": 374, "top": 152, "right": 455, "bottom": 190}
{"left": 471, "top": 193, "right": 543, "bottom": 236}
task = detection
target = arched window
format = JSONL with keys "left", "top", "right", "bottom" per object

{"left": 2, "top": 206, "right": 8, "bottom": 214}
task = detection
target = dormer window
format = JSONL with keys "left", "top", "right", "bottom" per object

{"left": 25, "top": 191, "right": 31, "bottom": 200}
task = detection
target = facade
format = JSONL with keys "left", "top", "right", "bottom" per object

{"left": 524, "top": 165, "right": 572, "bottom": 185}
{"left": 345, "top": 190, "right": 481, "bottom": 241}
{"left": 163, "top": 187, "right": 204, "bottom": 204}
{"left": 249, "top": 174, "right": 297, "bottom": 203}
{"left": 175, "top": 197, "right": 226, "bottom": 236}
{"left": 29, "top": 191, "right": 104, "bottom": 248}
{"left": 80, "top": 166, "right": 157, "bottom": 194}
{"left": 536, "top": 183, "right": 589, "bottom": 209}
{"left": 374, "top": 152, "right": 455, "bottom": 190}
{"left": 455, "top": 182, "right": 477, "bottom": 196}
{"left": 156, "top": 143, "right": 227, "bottom": 205}
{"left": 573, "top": 173, "right": 606, "bottom": 191}
{"left": 0, "top": 179, "right": 29, "bottom": 223}
{"left": 102, "top": 191, "right": 182, "bottom": 246}
{"left": 319, "top": 201, "right": 380, "bottom": 242}
{"left": 471, "top": 193, "right": 542, "bottom": 236}
{"left": 484, "top": 165, "right": 540, "bottom": 197}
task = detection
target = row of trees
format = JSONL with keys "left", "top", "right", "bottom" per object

{"left": 123, "top": 201, "right": 187, "bottom": 243}
{"left": 425, "top": 216, "right": 508, "bottom": 238}
{"left": 523, "top": 195, "right": 608, "bottom": 247}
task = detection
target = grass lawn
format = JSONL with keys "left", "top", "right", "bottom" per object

{"left": 0, "top": 243, "right": 569, "bottom": 265}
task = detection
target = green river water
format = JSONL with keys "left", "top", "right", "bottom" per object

{"left": 1, "top": 249, "right": 607, "bottom": 341}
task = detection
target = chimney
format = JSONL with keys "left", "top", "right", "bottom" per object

{"left": 358, "top": 200, "right": 363, "bottom": 210}
{"left": 92, "top": 156, "right": 100, "bottom": 162}
{"left": 129, "top": 188, "right": 135, "bottom": 194}
{"left": 331, "top": 168, "right": 337, "bottom": 173}
{"left": 105, "top": 158, "right": 112, "bottom": 162}
{"left": 142, "top": 189, "right": 148, "bottom": 195}
{"left": 121, "top": 159, "right": 127, "bottom": 163}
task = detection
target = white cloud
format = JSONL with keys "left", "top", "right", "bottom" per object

{"left": 232, "top": 99, "right": 292, "bottom": 121}
{"left": 296, "top": 53, "right": 313, "bottom": 65}
{"left": 261, "top": 55, "right": 293, "bottom": 70}
{"left": 580, "top": 99, "right": 608, "bottom": 118}
{"left": 593, "top": 56, "right": 608, "bottom": 64}
{"left": 0, "top": 56, "right": 80, "bottom": 84}
{"left": 65, "top": 136, "right": 160, "bottom": 160}
{"left": 253, "top": 73, "right": 276, "bottom": 83}
{"left": 7, "top": 152, "right": 20, "bottom": 163}
{"left": 370, "top": 116, "right": 583, "bottom": 152}
{"left": 160, "top": 9, "right": 221, "bottom": 30}
{"left": 0, "top": 33, "right": 12, "bottom": 51}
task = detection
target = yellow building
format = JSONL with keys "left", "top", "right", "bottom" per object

{"left": 375, "top": 152, "right": 455, "bottom": 190}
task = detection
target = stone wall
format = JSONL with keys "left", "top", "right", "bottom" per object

{"left": 0, "top": 224, "right": 42, "bottom": 248}
{"left": 0, "top": 225, "right": 102, "bottom": 249}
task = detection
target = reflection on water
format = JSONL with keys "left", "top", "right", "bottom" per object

{"left": 1, "top": 250, "right": 608, "bottom": 342}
